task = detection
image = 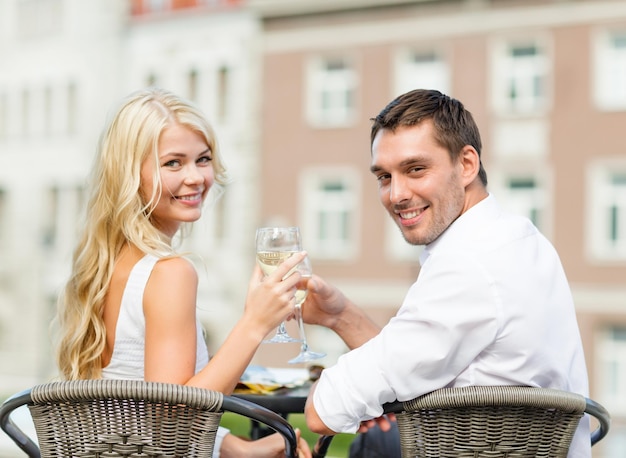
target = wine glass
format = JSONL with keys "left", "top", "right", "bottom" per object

{"left": 256, "top": 226, "right": 302, "bottom": 343}
{"left": 288, "top": 254, "right": 326, "bottom": 364}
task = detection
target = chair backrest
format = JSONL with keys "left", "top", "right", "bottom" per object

{"left": 0, "top": 379, "right": 299, "bottom": 458}
{"left": 383, "top": 385, "right": 611, "bottom": 458}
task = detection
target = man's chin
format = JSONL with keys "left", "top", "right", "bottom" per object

{"left": 400, "top": 227, "right": 433, "bottom": 246}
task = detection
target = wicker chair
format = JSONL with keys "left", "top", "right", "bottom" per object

{"left": 312, "top": 385, "right": 610, "bottom": 458}
{"left": 0, "top": 379, "right": 300, "bottom": 458}
{"left": 381, "top": 385, "right": 611, "bottom": 457}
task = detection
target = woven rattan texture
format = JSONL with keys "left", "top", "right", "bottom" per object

{"left": 395, "top": 386, "right": 587, "bottom": 458}
{"left": 28, "top": 380, "right": 223, "bottom": 457}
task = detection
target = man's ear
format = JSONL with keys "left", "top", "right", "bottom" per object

{"left": 458, "top": 145, "right": 481, "bottom": 186}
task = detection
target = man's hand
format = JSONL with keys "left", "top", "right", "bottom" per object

{"left": 299, "top": 275, "right": 348, "bottom": 329}
{"left": 300, "top": 275, "right": 381, "bottom": 350}
{"left": 356, "top": 413, "right": 397, "bottom": 433}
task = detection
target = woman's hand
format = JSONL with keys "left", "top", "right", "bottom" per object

{"left": 243, "top": 251, "right": 306, "bottom": 337}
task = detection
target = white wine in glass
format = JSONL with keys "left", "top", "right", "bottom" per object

{"left": 255, "top": 227, "right": 302, "bottom": 344}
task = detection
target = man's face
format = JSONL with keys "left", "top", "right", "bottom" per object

{"left": 370, "top": 120, "right": 466, "bottom": 246}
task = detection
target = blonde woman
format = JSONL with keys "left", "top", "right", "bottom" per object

{"left": 55, "top": 87, "right": 311, "bottom": 458}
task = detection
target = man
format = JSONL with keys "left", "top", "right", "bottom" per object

{"left": 303, "top": 89, "right": 590, "bottom": 457}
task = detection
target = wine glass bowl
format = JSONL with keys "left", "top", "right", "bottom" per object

{"left": 256, "top": 227, "right": 302, "bottom": 344}
{"left": 255, "top": 226, "right": 326, "bottom": 363}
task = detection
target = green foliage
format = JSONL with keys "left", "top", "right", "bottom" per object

{"left": 220, "top": 412, "right": 356, "bottom": 457}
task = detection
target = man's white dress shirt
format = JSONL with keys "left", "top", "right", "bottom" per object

{"left": 313, "top": 194, "right": 590, "bottom": 457}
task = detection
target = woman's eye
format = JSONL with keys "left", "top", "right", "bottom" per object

{"left": 163, "top": 159, "right": 181, "bottom": 167}
{"left": 198, "top": 156, "right": 212, "bottom": 165}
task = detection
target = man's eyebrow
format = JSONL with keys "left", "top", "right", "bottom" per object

{"left": 370, "top": 164, "right": 383, "bottom": 174}
{"left": 370, "top": 156, "right": 428, "bottom": 174}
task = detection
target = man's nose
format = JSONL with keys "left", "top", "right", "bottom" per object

{"left": 389, "top": 176, "right": 410, "bottom": 203}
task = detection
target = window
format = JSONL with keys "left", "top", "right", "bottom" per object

{"left": 593, "top": 29, "right": 626, "bottom": 111}
{"left": 21, "top": 88, "right": 30, "bottom": 137}
{"left": 0, "top": 188, "right": 7, "bottom": 284}
{"left": 385, "top": 217, "right": 423, "bottom": 261}
{"left": 216, "top": 66, "right": 230, "bottom": 122}
{"left": 146, "top": 73, "right": 158, "bottom": 87}
{"left": 41, "top": 185, "right": 84, "bottom": 255}
{"left": 491, "top": 38, "right": 550, "bottom": 115}
{"left": 490, "top": 168, "right": 551, "bottom": 236}
{"left": 0, "top": 188, "right": 6, "bottom": 252}
{"left": 394, "top": 47, "right": 450, "bottom": 96}
{"left": 597, "top": 326, "right": 626, "bottom": 415}
{"left": 16, "top": 0, "right": 62, "bottom": 39}
{"left": 188, "top": 69, "right": 199, "bottom": 102}
{"left": 67, "top": 82, "right": 77, "bottom": 135}
{"left": 504, "top": 176, "right": 543, "bottom": 227}
{"left": 299, "top": 168, "right": 360, "bottom": 259}
{"left": 306, "top": 56, "right": 357, "bottom": 127}
{"left": 596, "top": 325, "right": 626, "bottom": 456}
{"left": 43, "top": 85, "right": 52, "bottom": 136}
{"left": 587, "top": 163, "right": 626, "bottom": 261}
{"left": 0, "top": 91, "right": 6, "bottom": 139}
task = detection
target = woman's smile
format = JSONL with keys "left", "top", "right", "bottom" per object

{"left": 173, "top": 191, "right": 204, "bottom": 205}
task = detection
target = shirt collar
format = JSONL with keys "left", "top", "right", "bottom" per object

{"left": 419, "top": 193, "right": 498, "bottom": 266}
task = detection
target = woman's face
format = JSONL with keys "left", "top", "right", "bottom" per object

{"left": 140, "top": 123, "right": 214, "bottom": 237}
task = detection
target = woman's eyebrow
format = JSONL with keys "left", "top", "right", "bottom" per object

{"left": 160, "top": 148, "right": 210, "bottom": 159}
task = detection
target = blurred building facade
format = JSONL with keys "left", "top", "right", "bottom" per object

{"left": 0, "top": 0, "right": 128, "bottom": 391}
{"left": 0, "top": 0, "right": 261, "bottom": 391}
{"left": 251, "top": 0, "right": 626, "bottom": 454}
{"left": 1, "top": 0, "right": 625, "bottom": 455}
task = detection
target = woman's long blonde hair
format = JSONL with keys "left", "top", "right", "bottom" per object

{"left": 55, "top": 87, "right": 229, "bottom": 380}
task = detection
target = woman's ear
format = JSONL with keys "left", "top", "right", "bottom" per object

{"left": 458, "top": 145, "right": 481, "bottom": 186}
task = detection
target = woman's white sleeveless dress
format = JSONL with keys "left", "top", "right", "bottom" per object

{"left": 101, "top": 254, "right": 228, "bottom": 456}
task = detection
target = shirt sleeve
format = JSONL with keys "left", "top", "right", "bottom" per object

{"left": 213, "top": 426, "right": 230, "bottom": 458}
{"left": 313, "top": 252, "right": 501, "bottom": 433}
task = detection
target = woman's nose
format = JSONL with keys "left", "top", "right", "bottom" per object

{"left": 184, "top": 165, "right": 203, "bottom": 185}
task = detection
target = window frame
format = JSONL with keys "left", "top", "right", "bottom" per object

{"left": 298, "top": 166, "right": 361, "bottom": 260}
{"left": 393, "top": 45, "right": 451, "bottom": 97}
{"left": 305, "top": 54, "right": 359, "bottom": 128}
{"left": 592, "top": 27, "right": 626, "bottom": 111}
{"left": 596, "top": 325, "right": 626, "bottom": 416}
{"left": 490, "top": 35, "right": 552, "bottom": 116}
{"left": 586, "top": 160, "right": 626, "bottom": 263}
{"left": 490, "top": 164, "right": 552, "bottom": 238}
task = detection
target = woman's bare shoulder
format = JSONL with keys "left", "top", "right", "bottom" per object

{"left": 152, "top": 255, "right": 197, "bottom": 277}
{"left": 144, "top": 256, "right": 198, "bottom": 309}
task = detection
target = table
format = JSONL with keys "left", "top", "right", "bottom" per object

{"left": 233, "top": 383, "right": 310, "bottom": 439}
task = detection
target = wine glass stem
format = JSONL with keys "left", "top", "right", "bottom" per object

{"left": 277, "top": 322, "right": 289, "bottom": 336}
{"left": 295, "top": 303, "right": 308, "bottom": 351}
